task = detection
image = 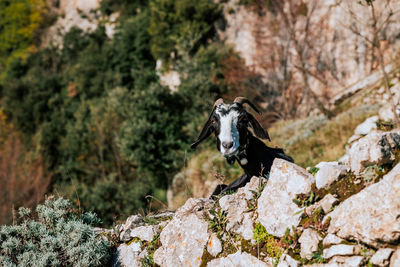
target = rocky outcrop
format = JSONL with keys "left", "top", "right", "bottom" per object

{"left": 207, "top": 251, "right": 272, "bottom": 267}
{"left": 257, "top": 159, "right": 314, "bottom": 237}
{"left": 314, "top": 162, "right": 349, "bottom": 189}
{"left": 154, "top": 198, "right": 211, "bottom": 267}
{"left": 110, "top": 119, "right": 400, "bottom": 266}
{"left": 346, "top": 130, "right": 400, "bottom": 175}
{"left": 219, "top": 176, "right": 265, "bottom": 240}
{"left": 328, "top": 163, "right": 400, "bottom": 248}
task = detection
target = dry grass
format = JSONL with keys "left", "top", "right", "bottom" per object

{"left": 269, "top": 103, "right": 381, "bottom": 168}
{"left": 0, "top": 110, "right": 50, "bottom": 225}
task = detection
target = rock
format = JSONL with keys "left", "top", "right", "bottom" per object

{"left": 257, "top": 159, "right": 315, "bottom": 237}
{"left": 338, "top": 154, "right": 349, "bottom": 165}
{"left": 379, "top": 105, "right": 400, "bottom": 122}
{"left": 278, "top": 253, "right": 298, "bottom": 267}
{"left": 299, "top": 229, "right": 322, "bottom": 260}
{"left": 154, "top": 198, "right": 211, "bottom": 267}
{"left": 318, "top": 194, "right": 339, "bottom": 214}
{"left": 207, "top": 251, "right": 272, "bottom": 267}
{"left": 130, "top": 225, "right": 160, "bottom": 242}
{"left": 370, "top": 248, "right": 394, "bottom": 267}
{"left": 120, "top": 215, "right": 145, "bottom": 242}
{"left": 322, "top": 234, "right": 344, "bottom": 247}
{"left": 328, "top": 164, "right": 400, "bottom": 248}
{"left": 314, "top": 162, "right": 349, "bottom": 189}
{"left": 346, "top": 131, "right": 400, "bottom": 175}
{"left": 390, "top": 248, "right": 400, "bottom": 267}
{"left": 112, "top": 242, "right": 143, "bottom": 267}
{"left": 207, "top": 233, "right": 222, "bottom": 257}
{"left": 328, "top": 256, "right": 364, "bottom": 267}
{"left": 323, "top": 244, "right": 358, "bottom": 259}
{"left": 219, "top": 176, "right": 265, "bottom": 240}
{"left": 354, "top": 116, "right": 378, "bottom": 135}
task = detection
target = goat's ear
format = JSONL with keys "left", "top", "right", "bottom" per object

{"left": 190, "top": 112, "right": 215, "bottom": 149}
{"left": 247, "top": 113, "right": 271, "bottom": 141}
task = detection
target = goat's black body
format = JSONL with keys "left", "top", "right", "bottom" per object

{"left": 218, "top": 135, "right": 293, "bottom": 195}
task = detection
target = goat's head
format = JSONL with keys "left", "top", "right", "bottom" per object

{"left": 191, "top": 97, "right": 270, "bottom": 161}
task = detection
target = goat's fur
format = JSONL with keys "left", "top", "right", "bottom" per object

{"left": 191, "top": 97, "right": 293, "bottom": 195}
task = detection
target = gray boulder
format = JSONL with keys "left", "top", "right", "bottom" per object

{"left": 299, "top": 228, "right": 322, "bottom": 259}
{"left": 257, "top": 159, "right": 315, "bottom": 237}
{"left": 346, "top": 131, "right": 400, "bottom": 175}
{"left": 207, "top": 251, "right": 272, "bottom": 267}
{"left": 354, "top": 116, "right": 378, "bottom": 136}
{"left": 370, "top": 248, "right": 394, "bottom": 267}
{"left": 315, "top": 162, "right": 349, "bottom": 189}
{"left": 328, "top": 164, "right": 400, "bottom": 248}
{"left": 112, "top": 242, "right": 144, "bottom": 267}
{"left": 154, "top": 198, "right": 211, "bottom": 267}
{"left": 219, "top": 176, "right": 265, "bottom": 240}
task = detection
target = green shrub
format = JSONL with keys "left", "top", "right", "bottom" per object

{"left": 149, "top": 0, "right": 223, "bottom": 66}
{"left": 0, "top": 197, "right": 112, "bottom": 266}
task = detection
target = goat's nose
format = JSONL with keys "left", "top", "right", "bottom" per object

{"left": 222, "top": 141, "right": 234, "bottom": 149}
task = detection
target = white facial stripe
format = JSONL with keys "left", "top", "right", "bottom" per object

{"left": 216, "top": 106, "right": 241, "bottom": 155}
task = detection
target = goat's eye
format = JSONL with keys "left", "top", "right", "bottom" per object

{"left": 211, "top": 118, "right": 217, "bottom": 124}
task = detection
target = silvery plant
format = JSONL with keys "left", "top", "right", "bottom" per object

{"left": 0, "top": 197, "right": 111, "bottom": 267}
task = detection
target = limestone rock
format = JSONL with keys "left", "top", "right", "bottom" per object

{"left": 328, "top": 256, "right": 364, "bottom": 267}
{"left": 346, "top": 131, "right": 400, "bottom": 175}
{"left": 322, "top": 234, "right": 344, "bottom": 247}
{"left": 328, "top": 164, "right": 400, "bottom": 248}
{"left": 130, "top": 225, "right": 160, "bottom": 242}
{"left": 323, "top": 244, "right": 358, "bottom": 259}
{"left": 257, "top": 159, "right": 315, "bottom": 237}
{"left": 315, "top": 162, "right": 349, "bottom": 189}
{"left": 299, "top": 229, "right": 322, "bottom": 260}
{"left": 120, "top": 215, "right": 145, "bottom": 242}
{"left": 207, "top": 251, "right": 272, "bottom": 267}
{"left": 379, "top": 104, "right": 400, "bottom": 122}
{"left": 112, "top": 242, "right": 143, "bottom": 267}
{"left": 154, "top": 198, "right": 210, "bottom": 267}
{"left": 219, "top": 176, "right": 265, "bottom": 240}
{"left": 277, "top": 253, "right": 298, "bottom": 267}
{"left": 318, "top": 194, "right": 339, "bottom": 214}
{"left": 370, "top": 248, "right": 394, "bottom": 267}
{"left": 354, "top": 116, "right": 378, "bottom": 136}
{"left": 207, "top": 233, "right": 222, "bottom": 257}
{"left": 390, "top": 248, "right": 400, "bottom": 267}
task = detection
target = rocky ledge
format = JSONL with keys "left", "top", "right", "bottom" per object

{"left": 106, "top": 108, "right": 400, "bottom": 267}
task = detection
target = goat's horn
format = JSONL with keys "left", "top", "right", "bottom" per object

{"left": 233, "top": 97, "right": 260, "bottom": 114}
{"left": 213, "top": 98, "right": 224, "bottom": 110}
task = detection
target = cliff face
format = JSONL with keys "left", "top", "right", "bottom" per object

{"left": 221, "top": 0, "right": 400, "bottom": 101}
{"left": 43, "top": 0, "right": 117, "bottom": 46}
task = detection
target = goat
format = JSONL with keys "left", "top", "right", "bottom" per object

{"left": 191, "top": 97, "right": 294, "bottom": 195}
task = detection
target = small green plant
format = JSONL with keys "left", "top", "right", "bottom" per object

{"left": 247, "top": 177, "right": 266, "bottom": 212}
{"left": 309, "top": 167, "right": 319, "bottom": 175}
{"left": 205, "top": 208, "right": 228, "bottom": 239}
{"left": 141, "top": 233, "right": 161, "bottom": 267}
{"left": 0, "top": 197, "right": 112, "bottom": 266}
{"left": 293, "top": 191, "right": 320, "bottom": 207}
{"left": 253, "top": 223, "right": 283, "bottom": 261}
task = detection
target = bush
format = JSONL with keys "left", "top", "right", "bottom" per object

{"left": 149, "top": 0, "right": 223, "bottom": 66}
{"left": 0, "top": 197, "right": 112, "bottom": 267}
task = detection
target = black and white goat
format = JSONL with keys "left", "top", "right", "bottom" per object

{"left": 191, "top": 97, "right": 294, "bottom": 195}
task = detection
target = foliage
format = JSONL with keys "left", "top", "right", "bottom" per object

{"left": 0, "top": 197, "right": 111, "bottom": 266}
{"left": 149, "top": 0, "right": 223, "bottom": 66}
{"left": 252, "top": 223, "right": 283, "bottom": 260}
{"left": 0, "top": 109, "right": 50, "bottom": 225}
{"left": 206, "top": 208, "right": 228, "bottom": 239}
{"left": 0, "top": 0, "right": 46, "bottom": 79}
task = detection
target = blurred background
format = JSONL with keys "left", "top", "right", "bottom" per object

{"left": 0, "top": 0, "right": 399, "bottom": 226}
